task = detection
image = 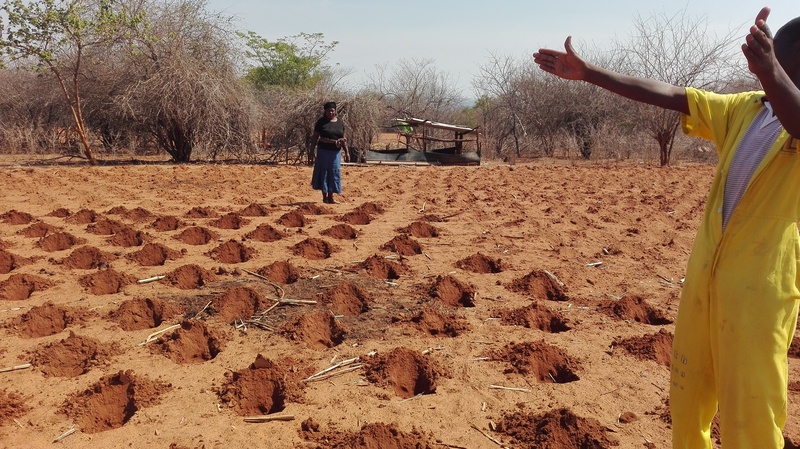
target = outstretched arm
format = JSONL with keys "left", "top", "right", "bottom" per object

{"left": 533, "top": 36, "right": 689, "bottom": 114}
{"left": 743, "top": 7, "right": 800, "bottom": 137}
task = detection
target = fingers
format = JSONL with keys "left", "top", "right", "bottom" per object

{"left": 756, "top": 6, "right": 771, "bottom": 25}
{"left": 565, "top": 35, "right": 575, "bottom": 56}
{"left": 755, "top": 6, "right": 772, "bottom": 39}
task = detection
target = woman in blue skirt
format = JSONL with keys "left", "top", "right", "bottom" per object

{"left": 310, "top": 101, "right": 349, "bottom": 204}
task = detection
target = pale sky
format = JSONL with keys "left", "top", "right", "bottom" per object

{"left": 206, "top": 1, "right": 797, "bottom": 96}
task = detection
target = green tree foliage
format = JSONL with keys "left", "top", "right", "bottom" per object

{"left": 241, "top": 31, "right": 337, "bottom": 89}
{"left": 0, "top": 0, "right": 141, "bottom": 164}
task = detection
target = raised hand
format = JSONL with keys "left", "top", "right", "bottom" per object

{"left": 533, "top": 36, "right": 588, "bottom": 81}
{"left": 742, "top": 7, "right": 777, "bottom": 76}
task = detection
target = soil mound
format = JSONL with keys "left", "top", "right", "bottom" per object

{"left": 217, "top": 354, "right": 296, "bottom": 416}
{"left": 364, "top": 347, "right": 445, "bottom": 399}
{"left": 257, "top": 260, "right": 301, "bottom": 284}
{"left": 151, "top": 215, "right": 183, "bottom": 232}
{"left": 494, "top": 302, "right": 571, "bottom": 333}
{"left": 184, "top": 206, "right": 217, "bottom": 218}
{"left": 0, "top": 248, "right": 22, "bottom": 274}
{"left": 496, "top": 407, "right": 619, "bottom": 448}
{"left": 292, "top": 238, "right": 335, "bottom": 260}
{"left": 358, "top": 255, "right": 408, "bottom": 279}
{"left": 611, "top": 329, "right": 673, "bottom": 366}
{"left": 0, "top": 390, "right": 29, "bottom": 427}
{"left": 492, "top": 341, "right": 580, "bottom": 383}
{"left": 280, "top": 310, "right": 345, "bottom": 349}
{"left": 78, "top": 269, "right": 135, "bottom": 295}
{"left": 338, "top": 209, "right": 371, "bottom": 225}
{"left": 127, "top": 242, "right": 181, "bottom": 266}
{"left": 355, "top": 201, "right": 385, "bottom": 215}
{"left": 507, "top": 269, "right": 568, "bottom": 301}
{"left": 277, "top": 210, "right": 306, "bottom": 227}
{"left": 208, "top": 240, "right": 256, "bottom": 264}
{"left": 59, "top": 245, "right": 116, "bottom": 269}
{"left": 238, "top": 203, "right": 273, "bottom": 216}
{"left": 301, "top": 422, "right": 438, "bottom": 449}
{"left": 320, "top": 282, "right": 370, "bottom": 316}
{"left": 456, "top": 252, "right": 505, "bottom": 273}
{"left": 107, "top": 206, "right": 154, "bottom": 222}
{"left": 47, "top": 207, "right": 72, "bottom": 218}
{"left": 381, "top": 234, "right": 422, "bottom": 256}
{"left": 0, "top": 274, "right": 54, "bottom": 300}
{"left": 210, "top": 287, "right": 265, "bottom": 324}
{"left": 174, "top": 226, "right": 218, "bottom": 245}
{"left": 428, "top": 275, "right": 476, "bottom": 307}
{"left": 61, "top": 370, "right": 170, "bottom": 433}
{"left": 37, "top": 232, "right": 84, "bottom": 252}
{"left": 8, "top": 302, "right": 76, "bottom": 338}
{"left": 162, "top": 264, "right": 217, "bottom": 289}
{"left": 600, "top": 295, "right": 673, "bottom": 325}
{"left": 30, "top": 332, "right": 117, "bottom": 377}
{"left": 409, "top": 306, "right": 470, "bottom": 337}
{"left": 1, "top": 209, "right": 33, "bottom": 225}
{"left": 86, "top": 218, "right": 127, "bottom": 235}
{"left": 18, "top": 222, "right": 59, "bottom": 238}
{"left": 110, "top": 297, "right": 185, "bottom": 331}
{"left": 107, "top": 227, "right": 146, "bottom": 247}
{"left": 321, "top": 223, "right": 358, "bottom": 240}
{"left": 209, "top": 212, "right": 249, "bottom": 230}
{"left": 296, "top": 203, "right": 333, "bottom": 215}
{"left": 65, "top": 208, "right": 99, "bottom": 224}
{"left": 151, "top": 320, "right": 224, "bottom": 364}
{"left": 244, "top": 224, "right": 286, "bottom": 242}
{"left": 398, "top": 221, "right": 441, "bottom": 238}
{"left": 121, "top": 207, "right": 154, "bottom": 222}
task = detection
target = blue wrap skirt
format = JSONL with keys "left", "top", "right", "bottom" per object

{"left": 311, "top": 148, "right": 342, "bottom": 194}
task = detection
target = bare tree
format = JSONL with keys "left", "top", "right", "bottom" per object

{"left": 474, "top": 52, "right": 528, "bottom": 158}
{"left": 115, "top": 0, "right": 256, "bottom": 162}
{"left": 614, "top": 9, "right": 737, "bottom": 166}
{"left": 367, "top": 58, "right": 463, "bottom": 121}
{"left": 0, "top": 67, "right": 71, "bottom": 153}
{"left": 475, "top": 48, "right": 627, "bottom": 161}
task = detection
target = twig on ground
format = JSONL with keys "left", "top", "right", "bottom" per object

{"left": 544, "top": 270, "right": 565, "bottom": 287}
{"left": 52, "top": 425, "right": 76, "bottom": 443}
{"left": 136, "top": 324, "right": 181, "bottom": 346}
{"left": 470, "top": 423, "right": 510, "bottom": 448}
{"left": 242, "top": 268, "right": 285, "bottom": 298}
{"left": 0, "top": 306, "right": 26, "bottom": 313}
{"left": 192, "top": 301, "right": 213, "bottom": 320}
{"left": 275, "top": 298, "right": 316, "bottom": 305}
{"left": 304, "top": 357, "right": 361, "bottom": 382}
{"left": 243, "top": 415, "right": 295, "bottom": 423}
{"left": 137, "top": 275, "right": 165, "bottom": 284}
{"left": 0, "top": 363, "right": 32, "bottom": 373}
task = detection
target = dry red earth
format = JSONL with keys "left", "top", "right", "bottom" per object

{"left": 2, "top": 156, "right": 800, "bottom": 448}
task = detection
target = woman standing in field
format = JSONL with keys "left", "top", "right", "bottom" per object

{"left": 310, "top": 101, "right": 349, "bottom": 204}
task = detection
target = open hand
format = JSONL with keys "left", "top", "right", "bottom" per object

{"left": 533, "top": 36, "right": 588, "bottom": 81}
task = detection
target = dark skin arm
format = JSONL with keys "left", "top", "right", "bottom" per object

{"left": 744, "top": 7, "right": 800, "bottom": 138}
{"left": 533, "top": 36, "right": 689, "bottom": 114}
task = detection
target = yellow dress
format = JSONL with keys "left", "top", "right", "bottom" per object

{"left": 671, "top": 87, "right": 800, "bottom": 448}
